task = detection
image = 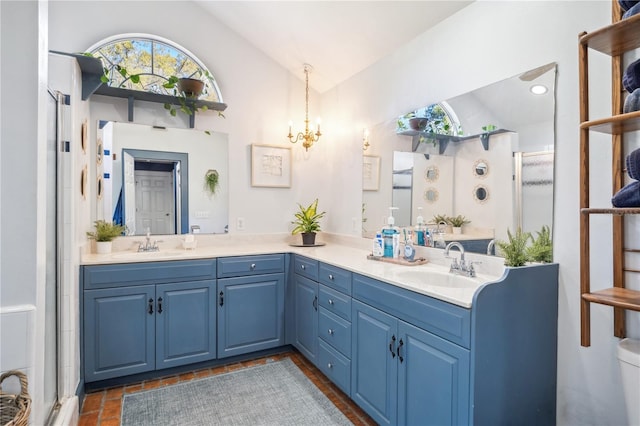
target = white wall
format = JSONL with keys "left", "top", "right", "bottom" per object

{"left": 324, "top": 1, "right": 638, "bottom": 424}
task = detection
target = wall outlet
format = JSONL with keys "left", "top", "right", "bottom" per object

{"left": 237, "top": 217, "right": 245, "bottom": 230}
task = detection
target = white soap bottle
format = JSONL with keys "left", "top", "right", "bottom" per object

{"left": 372, "top": 233, "right": 384, "bottom": 257}
{"left": 382, "top": 207, "right": 399, "bottom": 258}
{"left": 415, "top": 207, "right": 425, "bottom": 246}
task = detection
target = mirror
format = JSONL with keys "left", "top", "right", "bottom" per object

{"left": 363, "top": 63, "right": 556, "bottom": 257}
{"left": 96, "top": 121, "right": 229, "bottom": 235}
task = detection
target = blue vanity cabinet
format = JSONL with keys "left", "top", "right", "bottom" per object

{"left": 216, "top": 255, "right": 285, "bottom": 358}
{"left": 351, "top": 274, "right": 471, "bottom": 426}
{"left": 317, "top": 263, "right": 353, "bottom": 395}
{"left": 82, "top": 260, "right": 217, "bottom": 383}
{"left": 292, "top": 255, "right": 319, "bottom": 364}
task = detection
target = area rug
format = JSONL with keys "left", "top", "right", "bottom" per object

{"left": 121, "top": 358, "right": 352, "bottom": 426}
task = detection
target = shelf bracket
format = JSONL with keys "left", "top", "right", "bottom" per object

{"left": 127, "top": 96, "right": 134, "bottom": 122}
{"left": 479, "top": 133, "right": 490, "bottom": 150}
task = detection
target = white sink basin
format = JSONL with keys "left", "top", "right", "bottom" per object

{"left": 393, "top": 269, "right": 480, "bottom": 289}
{"left": 111, "top": 250, "right": 187, "bottom": 260}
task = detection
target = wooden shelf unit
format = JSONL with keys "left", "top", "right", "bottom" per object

{"left": 579, "top": 2, "right": 640, "bottom": 347}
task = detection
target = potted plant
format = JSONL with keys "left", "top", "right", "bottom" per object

{"left": 86, "top": 220, "right": 126, "bottom": 254}
{"left": 431, "top": 214, "right": 450, "bottom": 233}
{"left": 527, "top": 225, "right": 553, "bottom": 263}
{"left": 496, "top": 227, "right": 532, "bottom": 267}
{"left": 204, "top": 169, "right": 219, "bottom": 196}
{"left": 447, "top": 215, "right": 470, "bottom": 234}
{"left": 291, "top": 199, "right": 326, "bottom": 245}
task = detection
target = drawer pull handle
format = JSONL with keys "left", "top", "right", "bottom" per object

{"left": 398, "top": 338, "right": 404, "bottom": 363}
{"left": 328, "top": 299, "right": 334, "bottom": 305}
{"left": 313, "top": 295, "right": 318, "bottom": 311}
{"left": 329, "top": 274, "right": 334, "bottom": 280}
{"left": 389, "top": 335, "right": 396, "bottom": 358}
{"left": 327, "top": 362, "right": 333, "bottom": 369}
{"left": 219, "top": 291, "right": 224, "bottom": 307}
{"left": 148, "top": 298, "right": 154, "bottom": 315}
{"left": 328, "top": 328, "right": 334, "bottom": 335}
{"left": 301, "top": 264, "right": 306, "bottom": 270}
{"left": 157, "top": 297, "right": 163, "bottom": 314}
{"left": 250, "top": 263, "right": 256, "bottom": 270}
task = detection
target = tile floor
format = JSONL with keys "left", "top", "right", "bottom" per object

{"left": 79, "top": 350, "right": 376, "bottom": 426}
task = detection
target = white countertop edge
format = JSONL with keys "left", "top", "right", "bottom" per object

{"left": 81, "top": 232, "right": 507, "bottom": 308}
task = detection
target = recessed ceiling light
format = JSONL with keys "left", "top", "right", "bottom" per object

{"left": 530, "top": 84, "right": 548, "bottom": 95}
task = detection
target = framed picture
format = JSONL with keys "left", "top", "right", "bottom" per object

{"left": 251, "top": 144, "right": 292, "bottom": 188}
{"left": 363, "top": 155, "right": 380, "bottom": 191}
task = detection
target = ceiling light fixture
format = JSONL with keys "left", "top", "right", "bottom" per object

{"left": 288, "top": 64, "right": 321, "bottom": 151}
{"left": 530, "top": 84, "right": 548, "bottom": 95}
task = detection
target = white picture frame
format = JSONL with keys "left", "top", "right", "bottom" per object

{"left": 363, "top": 155, "right": 380, "bottom": 191}
{"left": 251, "top": 144, "right": 292, "bottom": 188}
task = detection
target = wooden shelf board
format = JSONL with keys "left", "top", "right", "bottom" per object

{"left": 580, "top": 13, "right": 640, "bottom": 56}
{"left": 581, "top": 207, "right": 640, "bottom": 215}
{"left": 94, "top": 85, "right": 227, "bottom": 112}
{"left": 582, "top": 288, "right": 640, "bottom": 311}
{"left": 580, "top": 111, "right": 640, "bottom": 134}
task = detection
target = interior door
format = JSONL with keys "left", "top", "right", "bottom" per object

{"left": 123, "top": 151, "right": 136, "bottom": 234}
{"left": 134, "top": 170, "right": 175, "bottom": 235}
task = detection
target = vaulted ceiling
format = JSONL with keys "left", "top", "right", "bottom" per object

{"left": 196, "top": 1, "right": 474, "bottom": 93}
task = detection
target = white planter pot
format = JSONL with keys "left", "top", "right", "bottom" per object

{"left": 452, "top": 227, "right": 462, "bottom": 235}
{"left": 96, "top": 241, "right": 112, "bottom": 254}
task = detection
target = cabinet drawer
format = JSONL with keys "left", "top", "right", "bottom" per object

{"left": 217, "top": 254, "right": 285, "bottom": 278}
{"left": 293, "top": 255, "right": 318, "bottom": 281}
{"left": 318, "top": 340, "right": 351, "bottom": 395}
{"left": 82, "top": 259, "right": 217, "bottom": 290}
{"left": 319, "top": 308, "right": 351, "bottom": 357}
{"left": 319, "top": 284, "right": 351, "bottom": 321}
{"left": 319, "top": 263, "right": 352, "bottom": 295}
{"left": 353, "top": 274, "right": 471, "bottom": 348}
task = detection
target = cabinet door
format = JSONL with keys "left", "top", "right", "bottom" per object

{"left": 217, "top": 274, "right": 285, "bottom": 358}
{"left": 351, "top": 300, "right": 397, "bottom": 426}
{"left": 83, "top": 285, "right": 155, "bottom": 382}
{"left": 397, "top": 321, "right": 470, "bottom": 426}
{"left": 293, "top": 274, "right": 319, "bottom": 363}
{"left": 156, "top": 280, "right": 216, "bottom": 369}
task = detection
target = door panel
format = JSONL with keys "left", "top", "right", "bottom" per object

{"left": 294, "top": 275, "right": 318, "bottom": 363}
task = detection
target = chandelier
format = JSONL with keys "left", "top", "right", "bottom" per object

{"left": 288, "top": 64, "right": 321, "bottom": 151}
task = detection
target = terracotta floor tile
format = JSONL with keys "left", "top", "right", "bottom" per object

{"left": 161, "top": 375, "right": 180, "bottom": 386}
{"left": 142, "top": 378, "right": 163, "bottom": 390}
{"left": 210, "top": 365, "right": 227, "bottom": 375}
{"left": 81, "top": 392, "right": 104, "bottom": 413}
{"left": 123, "top": 383, "right": 142, "bottom": 394}
{"left": 78, "top": 411, "right": 99, "bottom": 426}
{"left": 104, "top": 387, "right": 124, "bottom": 400}
{"left": 98, "top": 418, "right": 121, "bottom": 426}
{"left": 193, "top": 368, "right": 213, "bottom": 378}
{"left": 226, "top": 363, "right": 245, "bottom": 372}
{"left": 243, "top": 358, "right": 267, "bottom": 367}
{"left": 100, "top": 398, "right": 122, "bottom": 419}
{"left": 178, "top": 371, "right": 195, "bottom": 382}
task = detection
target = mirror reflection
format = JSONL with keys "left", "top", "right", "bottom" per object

{"left": 363, "top": 63, "right": 556, "bottom": 257}
{"left": 97, "top": 121, "right": 229, "bottom": 235}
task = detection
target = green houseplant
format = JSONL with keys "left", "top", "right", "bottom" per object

{"left": 527, "top": 225, "right": 553, "bottom": 263}
{"left": 447, "top": 215, "right": 470, "bottom": 234}
{"left": 496, "top": 227, "right": 532, "bottom": 267}
{"left": 204, "top": 169, "right": 219, "bottom": 196}
{"left": 86, "top": 220, "right": 126, "bottom": 254}
{"left": 291, "top": 199, "right": 326, "bottom": 245}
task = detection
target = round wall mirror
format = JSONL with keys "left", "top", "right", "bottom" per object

{"left": 473, "top": 160, "right": 489, "bottom": 177}
{"left": 474, "top": 185, "right": 489, "bottom": 203}
{"left": 425, "top": 166, "right": 439, "bottom": 182}
{"left": 424, "top": 188, "right": 439, "bottom": 203}
{"left": 97, "top": 175, "right": 104, "bottom": 200}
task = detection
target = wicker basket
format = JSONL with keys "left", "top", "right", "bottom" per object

{"left": 0, "top": 371, "right": 31, "bottom": 426}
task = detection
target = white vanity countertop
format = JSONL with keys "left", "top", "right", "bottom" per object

{"left": 81, "top": 233, "right": 506, "bottom": 308}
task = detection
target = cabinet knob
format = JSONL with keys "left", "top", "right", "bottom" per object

{"left": 328, "top": 328, "right": 334, "bottom": 335}
{"left": 301, "top": 264, "right": 306, "bottom": 270}
{"left": 250, "top": 263, "right": 256, "bottom": 270}
{"left": 329, "top": 274, "right": 334, "bottom": 280}
{"left": 327, "top": 362, "right": 333, "bottom": 369}
{"left": 328, "top": 299, "right": 334, "bottom": 305}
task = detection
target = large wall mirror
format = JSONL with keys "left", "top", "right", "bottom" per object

{"left": 363, "top": 63, "right": 556, "bottom": 257}
{"left": 97, "top": 121, "right": 229, "bottom": 235}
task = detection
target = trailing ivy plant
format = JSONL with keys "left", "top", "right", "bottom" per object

{"left": 496, "top": 227, "right": 532, "bottom": 267}
{"left": 526, "top": 225, "right": 553, "bottom": 263}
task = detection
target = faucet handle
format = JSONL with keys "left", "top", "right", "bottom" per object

{"left": 467, "top": 260, "right": 482, "bottom": 276}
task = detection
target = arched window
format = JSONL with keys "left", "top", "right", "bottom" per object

{"left": 87, "top": 34, "right": 223, "bottom": 103}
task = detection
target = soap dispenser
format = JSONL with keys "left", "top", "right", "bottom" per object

{"left": 382, "top": 207, "right": 400, "bottom": 258}
{"left": 415, "top": 207, "right": 425, "bottom": 246}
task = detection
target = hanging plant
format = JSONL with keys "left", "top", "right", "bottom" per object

{"left": 204, "top": 169, "right": 220, "bottom": 195}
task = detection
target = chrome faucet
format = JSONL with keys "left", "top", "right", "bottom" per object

{"left": 444, "top": 241, "right": 479, "bottom": 277}
{"left": 487, "top": 239, "right": 495, "bottom": 256}
{"left": 138, "top": 229, "right": 160, "bottom": 252}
